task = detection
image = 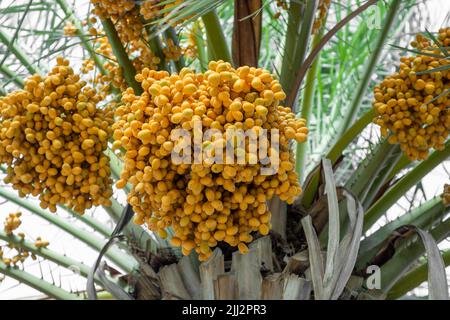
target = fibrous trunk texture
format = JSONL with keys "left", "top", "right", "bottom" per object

{"left": 232, "top": 0, "right": 262, "bottom": 67}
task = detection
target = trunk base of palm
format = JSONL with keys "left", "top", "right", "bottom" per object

{"left": 128, "top": 236, "right": 314, "bottom": 300}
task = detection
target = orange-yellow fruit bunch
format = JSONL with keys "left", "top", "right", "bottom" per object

{"left": 84, "top": 33, "right": 159, "bottom": 93}
{"left": 115, "top": 10, "right": 145, "bottom": 44}
{"left": 162, "top": 0, "right": 193, "bottom": 27}
{"left": 88, "top": 1, "right": 160, "bottom": 92}
{"left": 0, "top": 243, "right": 32, "bottom": 267}
{"left": 372, "top": 29, "right": 450, "bottom": 160}
{"left": 410, "top": 33, "right": 432, "bottom": 51}
{"left": 91, "top": 0, "right": 142, "bottom": 43}
{"left": 312, "top": 0, "right": 331, "bottom": 34}
{"left": 112, "top": 61, "right": 308, "bottom": 261}
{"left": 183, "top": 29, "right": 198, "bottom": 59}
{"left": 34, "top": 236, "right": 50, "bottom": 248}
{"left": 81, "top": 59, "right": 95, "bottom": 75}
{"left": 140, "top": 0, "right": 190, "bottom": 26}
{"left": 3, "top": 212, "right": 21, "bottom": 235}
{"left": 140, "top": 0, "right": 190, "bottom": 62}
{"left": 130, "top": 40, "right": 162, "bottom": 72}
{"left": 91, "top": 0, "right": 135, "bottom": 17}
{"left": 140, "top": 0, "right": 162, "bottom": 21}
{"left": 63, "top": 15, "right": 127, "bottom": 94}
{"left": 0, "top": 57, "right": 114, "bottom": 213}
{"left": 411, "top": 29, "right": 450, "bottom": 50}
{"left": 89, "top": 34, "right": 128, "bottom": 93}
{"left": 443, "top": 184, "right": 450, "bottom": 206}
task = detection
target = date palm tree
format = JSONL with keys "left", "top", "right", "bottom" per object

{"left": 0, "top": 0, "right": 448, "bottom": 300}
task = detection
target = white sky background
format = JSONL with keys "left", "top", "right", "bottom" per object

{"left": 0, "top": 0, "right": 449, "bottom": 299}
